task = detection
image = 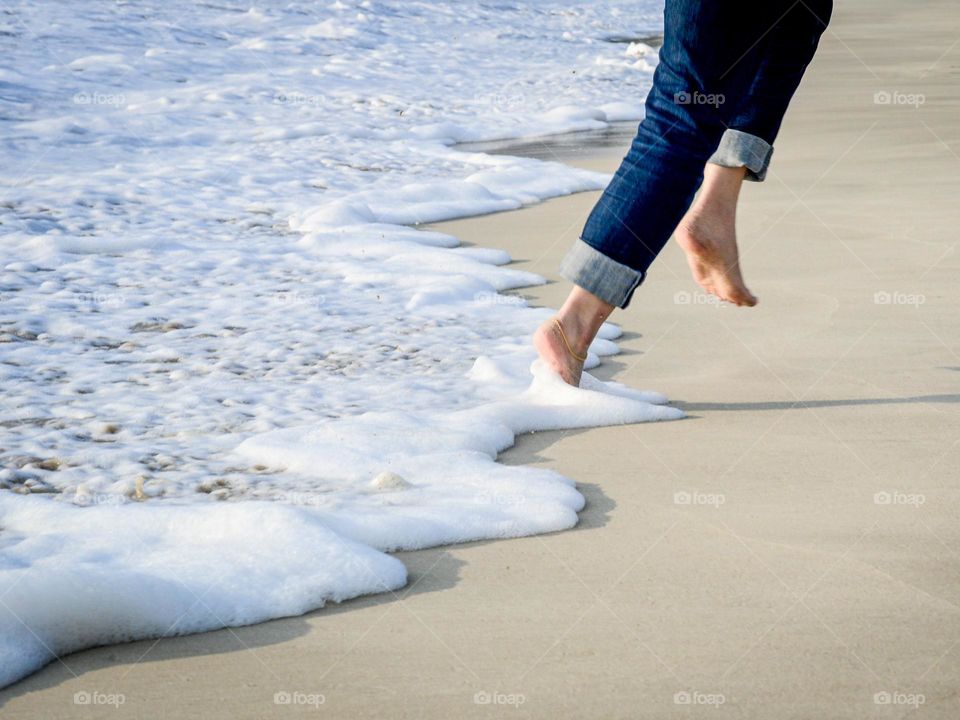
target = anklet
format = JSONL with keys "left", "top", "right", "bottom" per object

{"left": 554, "top": 318, "right": 588, "bottom": 363}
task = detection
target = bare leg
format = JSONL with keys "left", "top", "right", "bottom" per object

{"left": 533, "top": 286, "right": 615, "bottom": 386}
{"left": 675, "top": 164, "right": 758, "bottom": 307}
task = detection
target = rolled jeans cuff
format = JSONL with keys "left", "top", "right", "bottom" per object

{"left": 559, "top": 238, "right": 644, "bottom": 309}
{"left": 708, "top": 129, "right": 773, "bottom": 181}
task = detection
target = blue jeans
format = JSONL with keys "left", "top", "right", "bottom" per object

{"left": 561, "top": 0, "right": 833, "bottom": 308}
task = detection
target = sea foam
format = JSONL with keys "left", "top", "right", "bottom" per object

{"left": 0, "top": 0, "right": 667, "bottom": 689}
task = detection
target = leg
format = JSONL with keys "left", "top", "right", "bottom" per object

{"left": 559, "top": 0, "right": 781, "bottom": 311}
{"left": 678, "top": 0, "right": 832, "bottom": 304}
{"left": 718, "top": 0, "right": 834, "bottom": 156}
{"left": 538, "top": 0, "right": 766, "bottom": 384}
{"left": 538, "top": 1, "right": 835, "bottom": 385}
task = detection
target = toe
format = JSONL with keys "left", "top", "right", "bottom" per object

{"left": 734, "top": 288, "right": 758, "bottom": 306}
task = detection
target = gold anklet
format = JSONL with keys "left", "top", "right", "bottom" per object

{"left": 554, "top": 318, "right": 588, "bottom": 363}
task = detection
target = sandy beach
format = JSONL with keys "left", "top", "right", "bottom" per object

{"left": 3, "top": 0, "right": 959, "bottom": 717}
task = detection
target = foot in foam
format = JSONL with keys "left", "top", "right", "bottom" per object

{"left": 533, "top": 316, "right": 587, "bottom": 387}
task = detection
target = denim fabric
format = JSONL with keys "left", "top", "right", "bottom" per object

{"left": 561, "top": 0, "right": 832, "bottom": 308}
{"left": 708, "top": 129, "right": 773, "bottom": 181}
{"left": 559, "top": 239, "right": 644, "bottom": 308}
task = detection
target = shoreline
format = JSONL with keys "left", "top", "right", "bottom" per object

{"left": 454, "top": 120, "right": 637, "bottom": 170}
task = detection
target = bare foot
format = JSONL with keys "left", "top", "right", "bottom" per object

{"left": 675, "top": 164, "right": 757, "bottom": 307}
{"left": 676, "top": 204, "right": 757, "bottom": 307}
{"left": 532, "top": 287, "right": 614, "bottom": 387}
{"left": 533, "top": 317, "right": 585, "bottom": 386}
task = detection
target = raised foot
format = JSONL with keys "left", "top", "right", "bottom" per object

{"left": 676, "top": 205, "right": 758, "bottom": 307}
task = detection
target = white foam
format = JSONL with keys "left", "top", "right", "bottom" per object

{"left": 0, "top": 495, "right": 407, "bottom": 689}
{"left": 0, "top": 0, "right": 667, "bottom": 689}
{"left": 234, "top": 358, "right": 680, "bottom": 553}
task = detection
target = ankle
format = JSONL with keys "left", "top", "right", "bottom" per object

{"left": 553, "top": 286, "right": 615, "bottom": 356}
{"left": 698, "top": 164, "right": 746, "bottom": 209}
{"left": 690, "top": 195, "right": 736, "bottom": 223}
{"left": 556, "top": 310, "right": 606, "bottom": 356}
{"left": 551, "top": 314, "right": 584, "bottom": 355}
